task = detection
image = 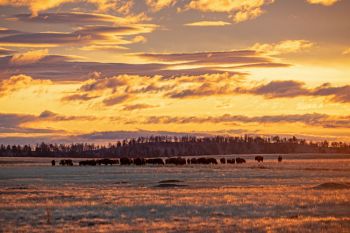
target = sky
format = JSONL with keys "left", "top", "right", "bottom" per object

{"left": 0, "top": 0, "right": 349, "bottom": 144}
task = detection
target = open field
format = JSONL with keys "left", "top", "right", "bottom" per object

{"left": 0, "top": 154, "right": 349, "bottom": 232}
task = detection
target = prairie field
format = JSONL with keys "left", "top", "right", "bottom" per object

{"left": 0, "top": 154, "right": 349, "bottom": 232}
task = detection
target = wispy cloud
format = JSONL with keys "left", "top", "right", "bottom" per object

{"left": 306, "top": 0, "right": 340, "bottom": 6}
{"left": 184, "top": 21, "right": 231, "bottom": 27}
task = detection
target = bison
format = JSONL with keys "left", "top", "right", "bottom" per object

{"left": 97, "top": 159, "right": 118, "bottom": 165}
{"left": 51, "top": 160, "right": 55, "bottom": 166}
{"left": 59, "top": 159, "right": 73, "bottom": 166}
{"left": 145, "top": 158, "right": 164, "bottom": 165}
{"left": 226, "top": 158, "right": 235, "bottom": 164}
{"left": 79, "top": 160, "right": 96, "bottom": 166}
{"left": 133, "top": 158, "right": 145, "bottom": 166}
{"left": 278, "top": 156, "right": 283, "bottom": 162}
{"left": 190, "top": 158, "right": 198, "bottom": 164}
{"left": 236, "top": 158, "right": 246, "bottom": 164}
{"left": 220, "top": 158, "right": 226, "bottom": 164}
{"left": 165, "top": 157, "right": 186, "bottom": 165}
{"left": 120, "top": 157, "right": 132, "bottom": 165}
{"left": 255, "top": 156, "right": 264, "bottom": 162}
{"left": 197, "top": 157, "right": 217, "bottom": 165}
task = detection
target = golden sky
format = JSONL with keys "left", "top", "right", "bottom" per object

{"left": 0, "top": 0, "right": 349, "bottom": 144}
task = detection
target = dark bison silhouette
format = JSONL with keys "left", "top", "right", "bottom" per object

{"left": 79, "top": 160, "right": 96, "bottom": 166}
{"left": 220, "top": 158, "right": 226, "bottom": 164}
{"left": 120, "top": 157, "right": 132, "bottom": 165}
{"left": 278, "top": 156, "right": 283, "bottom": 162}
{"left": 133, "top": 158, "right": 145, "bottom": 166}
{"left": 165, "top": 157, "right": 186, "bottom": 165}
{"left": 190, "top": 158, "right": 198, "bottom": 164}
{"left": 51, "top": 160, "right": 55, "bottom": 166}
{"left": 255, "top": 156, "right": 264, "bottom": 162}
{"left": 196, "top": 157, "right": 217, "bottom": 164}
{"left": 96, "top": 159, "right": 118, "bottom": 165}
{"left": 226, "top": 158, "right": 235, "bottom": 164}
{"left": 236, "top": 158, "right": 246, "bottom": 164}
{"left": 59, "top": 159, "right": 73, "bottom": 166}
{"left": 145, "top": 158, "right": 164, "bottom": 165}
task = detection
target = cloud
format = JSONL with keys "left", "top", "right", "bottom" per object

{"left": 145, "top": 0, "right": 176, "bottom": 11}
{"left": 0, "top": 74, "right": 51, "bottom": 97}
{"left": 0, "top": 27, "right": 21, "bottom": 35}
{"left": 342, "top": 48, "right": 350, "bottom": 55}
{"left": 143, "top": 113, "right": 350, "bottom": 128}
{"left": 38, "top": 110, "right": 97, "bottom": 121}
{"left": 0, "top": 47, "right": 15, "bottom": 56}
{"left": 0, "top": 110, "right": 99, "bottom": 136}
{"left": 102, "top": 93, "right": 131, "bottom": 106}
{"left": 0, "top": 112, "right": 64, "bottom": 134}
{"left": 186, "top": 0, "right": 275, "bottom": 23}
{"left": 251, "top": 40, "right": 314, "bottom": 55}
{"left": 0, "top": 24, "right": 157, "bottom": 48}
{"left": 237, "top": 80, "right": 350, "bottom": 103}
{"left": 9, "top": 12, "right": 149, "bottom": 25}
{"left": 122, "top": 104, "right": 156, "bottom": 111}
{"left": 248, "top": 80, "right": 309, "bottom": 98}
{"left": 61, "top": 72, "right": 243, "bottom": 106}
{"left": 0, "top": 52, "right": 246, "bottom": 81}
{"left": 10, "top": 49, "right": 48, "bottom": 65}
{"left": 184, "top": 21, "right": 231, "bottom": 27}
{"left": 306, "top": 0, "right": 340, "bottom": 6}
{"left": 138, "top": 50, "right": 268, "bottom": 65}
{"left": 166, "top": 82, "right": 232, "bottom": 98}
{"left": 61, "top": 93, "right": 98, "bottom": 102}
{"left": 0, "top": 0, "right": 134, "bottom": 17}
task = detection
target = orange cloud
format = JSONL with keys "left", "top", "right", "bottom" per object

{"left": 251, "top": 40, "right": 314, "bottom": 55}
{"left": 10, "top": 49, "right": 48, "bottom": 65}
{"left": 187, "top": 0, "right": 275, "bottom": 22}
{"left": 306, "top": 0, "right": 340, "bottom": 6}
{"left": 145, "top": 0, "right": 176, "bottom": 11}
{"left": 184, "top": 21, "right": 231, "bottom": 27}
{"left": 0, "top": 74, "right": 51, "bottom": 97}
{"left": 0, "top": 0, "right": 133, "bottom": 16}
{"left": 342, "top": 48, "right": 350, "bottom": 55}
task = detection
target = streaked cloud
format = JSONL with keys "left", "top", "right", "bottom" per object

{"left": 122, "top": 103, "right": 156, "bottom": 111}
{"left": 144, "top": 113, "right": 350, "bottom": 128}
{"left": 236, "top": 80, "right": 350, "bottom": 103}
{"left": 102, "top": 93, "right": 132, "bottom": 106}
{"left": 0, "top": 53, "right": 245, "bottom": 81}
{"left": 0, "top": 0, "right": 134, "bottom": 16}
{"left": 0, "top": 47, "right": 15, "bottom": 55}
{"left": 184, "top": 21, "right": 231, "bottom": 27}
{"left": 0, "top": 24, "right": 156, "bottom": 48}
{"left": 8, "top": 12, "right": 149, "bottom": 25}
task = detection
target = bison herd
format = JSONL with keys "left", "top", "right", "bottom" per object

{"left": 53, "top": 156, "right": 283, "bottom": 166}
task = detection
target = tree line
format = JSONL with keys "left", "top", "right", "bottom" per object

{"left": 0, "top": 135, "right": 349, "bottom": 158}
